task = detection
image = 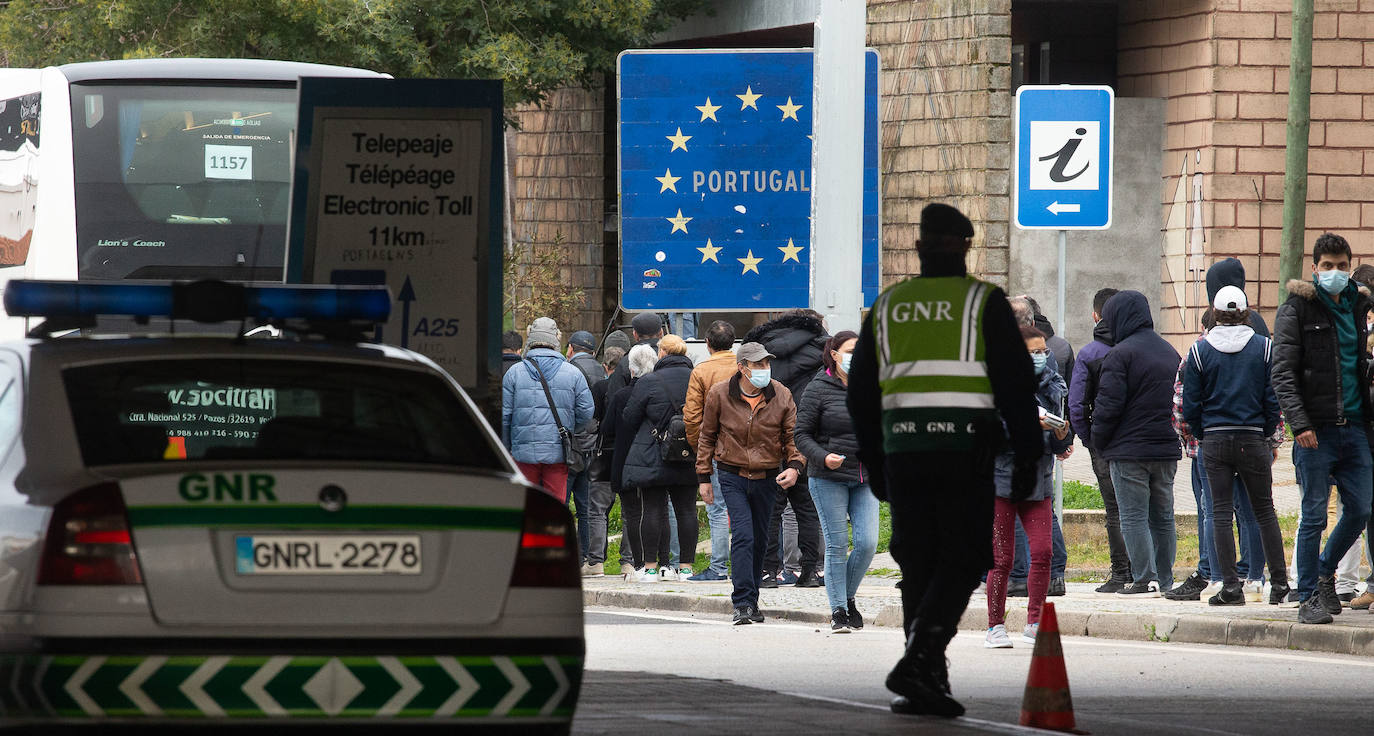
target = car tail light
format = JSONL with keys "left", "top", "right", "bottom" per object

{"left": 509, "top": 487, "right": 580, "bottom": 588}
{"left": 38, "top": 483, "right": 143, "bottom": 585}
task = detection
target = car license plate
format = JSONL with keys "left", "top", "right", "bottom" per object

{"left": 235, "top": 535, "right": 422, "bottom": 575}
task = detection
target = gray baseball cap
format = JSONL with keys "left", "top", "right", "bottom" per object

{"left": 736, "top": 342, "right": 776, "bottom": 363}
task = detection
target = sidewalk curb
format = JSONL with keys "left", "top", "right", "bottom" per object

{"left": 585, "top": 589, "right": 1374, "bottom": 656}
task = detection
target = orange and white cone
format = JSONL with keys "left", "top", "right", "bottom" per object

{"left": 1019, "top": 602, "right": 1083, "bottom": 733}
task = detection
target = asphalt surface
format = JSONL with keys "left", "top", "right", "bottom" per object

{"left": 578, "top": 607, "right": 1373, "bottom": 735}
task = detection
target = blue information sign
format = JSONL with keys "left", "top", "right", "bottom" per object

{"left": 1013, "top": 85, "right": 1114, "bottom": 230}
{"left": 617, "top": 49, "right": 880, "bottom": 311}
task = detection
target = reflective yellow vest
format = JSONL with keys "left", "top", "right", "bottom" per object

{"left": 872, "top": 275, "right": 997, "bottom": 452}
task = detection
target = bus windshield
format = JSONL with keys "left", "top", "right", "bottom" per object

{"left": 70, "top": 83, "right": 297, "bottom": 281}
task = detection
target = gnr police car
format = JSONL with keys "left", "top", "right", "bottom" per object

{"left": 0, "top": 280, "right": 582, "bottom": 732}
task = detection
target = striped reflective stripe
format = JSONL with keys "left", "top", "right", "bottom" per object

{"left": 875, "top": 292, "right": 892, "bottom": 366}
{"left": 959, "top": 282, "right": 987, "bottom": 361}
{"left": 880, "top": 360, "right": 988, "bottom": 381}
{"left": 882, "top": 392, "right": 997, "bottom": 410}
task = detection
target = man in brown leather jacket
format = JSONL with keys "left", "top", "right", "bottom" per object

{"left": 696, "top": 342, "right": 806, "bottom": 624}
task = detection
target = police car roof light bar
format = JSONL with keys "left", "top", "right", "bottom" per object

{"left": 4, "top": 280, "right": 392, "bottom": 325}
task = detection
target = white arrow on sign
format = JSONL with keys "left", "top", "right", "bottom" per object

{"left": 1047, "top": 201, "right": 1081, "bottom": 215}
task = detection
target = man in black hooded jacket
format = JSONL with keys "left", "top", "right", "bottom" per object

{"left": 744, "top": 310, "right": 828, "bottom": 587}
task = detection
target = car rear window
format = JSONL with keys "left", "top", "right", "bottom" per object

{"left": 63, "top": 359, "right": 506, "bottom": 469}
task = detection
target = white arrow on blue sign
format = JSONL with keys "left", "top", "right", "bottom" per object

{"left": 1013, "top": 85, "right": 1114, "bottom": 230}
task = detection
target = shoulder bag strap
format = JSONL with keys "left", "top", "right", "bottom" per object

{"left": 524, "top": 357, "right": 570, "bottom": 436}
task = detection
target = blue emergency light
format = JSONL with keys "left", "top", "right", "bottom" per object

{"left": 3, "top": 280, "right": 391, "bottom": 324}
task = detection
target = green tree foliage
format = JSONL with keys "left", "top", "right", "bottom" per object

{"left": 0, "top": 0, "right": 706, "bottom": 106}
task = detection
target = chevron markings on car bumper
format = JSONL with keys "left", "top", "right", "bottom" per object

{"left": 0, "top": 653, "right": 582, "bottom": 720}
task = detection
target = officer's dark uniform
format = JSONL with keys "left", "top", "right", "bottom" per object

{"left": 847, "top": 204, "right": 1042, "bottom": 717}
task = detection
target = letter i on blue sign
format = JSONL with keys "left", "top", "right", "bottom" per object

{"left": 235, "top": 537, "right": 255, "bottom": 573}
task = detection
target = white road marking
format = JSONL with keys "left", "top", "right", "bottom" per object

{"left": 63, "top": 656, "right": 104, "bottom": 718}
{"left": 950, "top": 630, "right": 1374, "bottom": 668}
{"left": 541, "top": 656, "right": 569, "bottom": 717}
{"left": 775, "top": 690, "right": 1057, "bottom": 735}
{"left": 376, "top": 656, "right": 422, "bottom": 718}
{"left": 593, "top": 608, "right": 1374, "bottom": 668}
{"left": 117, "top": 655, "right": 166, "bottom": 716}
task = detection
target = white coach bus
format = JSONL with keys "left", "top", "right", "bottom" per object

{"left": 0, "top": 58, "right": 386, "bottom": 337}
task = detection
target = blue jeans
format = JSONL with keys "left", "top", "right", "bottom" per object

{"left": 566, "top": 469, "right": 591, "bottom": 562}
{"left": 1012, "top": 509, "right": 1066, "bottom": 581}
{"left": 1110, "top": 460, "right": 1178, "bottom": 589}
{"left": 706, "top": 471, "right": 730, "bottom": 575}
{"left": 808, "top": 477, "right": 879, "bottom": 611}
{"left": 1293, "top": 423, "right": 1373, "bottom": 601}
{"left": 719, "top": 471, "right": 779, "bottom": 608}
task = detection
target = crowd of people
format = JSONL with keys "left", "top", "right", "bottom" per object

{"left": 499, "top": 305, "right": 878, "bottom": 631}
{"left": 498, "top": 203, "right": 1374, "bottom": 716}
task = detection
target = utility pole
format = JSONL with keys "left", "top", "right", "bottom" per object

{"left": 811, "top": 0, "right": 865, "bottom": 332}
{"left": 1278, "top": 0, "right": 1314, "bottom": 302}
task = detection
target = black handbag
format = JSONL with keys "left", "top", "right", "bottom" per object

{"left": 524, "top": 358, "right": 588, "bottom": 474}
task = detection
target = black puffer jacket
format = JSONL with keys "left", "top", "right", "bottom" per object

{"left": 744, "top": 314, "right": 829, "bottom": 398}
{"left": 1091, "top": 291, "right": 1182, "bottom": 461}
{"left": 1272, "top": 278, "right": 1374, "bottom": 434}
{"left": 794, "top": 369, "right": 862, "bottom": 483}
{"left": 620, "top": 354, "right": 696, "bottom": 488}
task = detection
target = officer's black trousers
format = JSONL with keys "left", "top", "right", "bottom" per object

{"left": 887, "top": 450, "right": 995, "bottom": 650}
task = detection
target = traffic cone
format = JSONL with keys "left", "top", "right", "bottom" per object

{"left": 1019, "top": 602, "right": 1083, "bottom": 733}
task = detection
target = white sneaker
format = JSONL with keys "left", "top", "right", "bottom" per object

{"left": 1022, "top": 623, "right": 1039, "bottom": 644}
{"left": 659, "top": 567, "right": 678, "bottom": 582}
{"left": 677, "top": 568, "right": 694, "bottom": 580}
{"left": 1243, "top": 581, "right": 1263, "bottom": 602}
{"left": 636, "top": 567, "right": 660, "bottom": 583}
{"left": 1202, "top": 581, "right": 1223, "bottom": 596}
{"left": 984, "top": 624, "right": 1013, "bottom": 649}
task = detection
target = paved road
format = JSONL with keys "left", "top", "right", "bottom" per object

{"left": 578, "top": 607, "right": 1371, "bottom": 735}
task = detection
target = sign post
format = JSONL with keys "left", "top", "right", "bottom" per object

{"left": 286, "top": 79, "right": 504, "bottom": 404}
{"left": 1013, "top": 84, "right": 1115, "bottom": 525}
{"left": 810, "top": 0, "right": 867, "bottom": 333}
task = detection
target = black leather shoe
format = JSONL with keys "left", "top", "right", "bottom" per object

{"left": 884, "top": 663, "right": 964, "bottom": 718}
{"left": 1048, "top": 577, "right": 1066, "bottom": 596}
{"left": 1007, "top": 579, "right": 1028, "bottom": 597}
{"left": 759, "top": 573, "right": 779, "bottom": 589}
{"left": 732, "top": 607, "right": 752, "bottom": 625}
{"left": 1317, "top": 574, "right": 1343, "bottom": 615}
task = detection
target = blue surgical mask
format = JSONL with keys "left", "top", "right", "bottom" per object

{"left": 747, "top": 367, "right": 771, "bottom": 389}
{"left": 1031, "top": 353, "right": 1049, "bottom": 374}
{"left": 840, "top": 353, "right": 852, "bottom": 373}
{"left": 1316, "top": 269, "right": 1350, "bottom": 295}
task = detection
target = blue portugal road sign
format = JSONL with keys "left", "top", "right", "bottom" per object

{"left": 618, "top": 49, "right": 880, "bottom": 311}
{"left": 1013, "top": 85, "right": 1114, "bottom": 230}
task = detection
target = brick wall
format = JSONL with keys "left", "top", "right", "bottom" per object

{"left": 1120, "top": 0, "right": 1374, "bottom": 347}
{"left": 867, "top": 0, "right": 1013, "bottom": 286}
{"left": 509, "top": 83, "right": 607, "bottom": 336}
